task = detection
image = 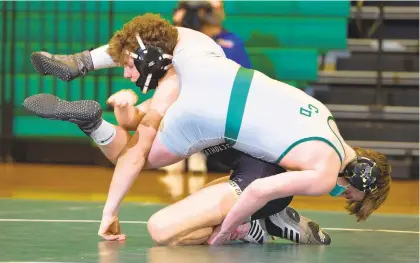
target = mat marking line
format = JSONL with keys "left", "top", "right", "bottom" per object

{"left": 0, "top": 218, "right": 418, "bottom": 234}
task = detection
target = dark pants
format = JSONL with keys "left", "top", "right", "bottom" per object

{"left": 204, "top": 144, "right": 293, "bottom": 220}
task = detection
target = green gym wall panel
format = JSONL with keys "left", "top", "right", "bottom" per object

{"left": 8, "top": 73, "right": 149, "bottom": 107}
{"left": 11, "top": 12, "right": 172, "bottom": 43}
{"left": 11, "top": 12, "right": 112, "bottom": 44}
{"left": 106, "top": 0, "right": 350, "bottom": 17}
{"left": 54, "top": 79, "right": 70, "bottom": 102}
{"left": 10, "top": 12, "right": 346, "bottom": 50}
{"left": 11, "top": 75, "right": 77, "bottom": 105}
{"left": 112, "top": 1, "right": 177, "bottom": 14}
{"left": 248, "top": 48, "right": 317, "bottom": 81}
{"left": 13, "top": 75, "right": 25, "bottom": 107}
{"left": 4, "top": 74, "right": 11, "bottom": 103}
{"left": 12, "top": 1, "right": 111, "bottom": 13}
{"left": 0, "top": 42, "right": 4, "bottom": 73}
{"left": 28, "top": 74, "right": 42, "bottom": 98}
{"left": 14, "top": 115, "right": 88, "bottom": 137}
{"left": 112, "top": 13, "right": 173, "bottom": 33}
{"left": 224, "top": 16, "right": 347, "bottom": 50}
{"left": 14, "top": 111, "right": 118, "bottom": 138}
{"left": 223, "top": 1, "right": 350, "bottom": 17}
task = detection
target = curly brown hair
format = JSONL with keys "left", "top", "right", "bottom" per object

{"left": 345, "top": 147, "right": 392, "bottom": 221}
{"left": 107, "top": 13, "right": 178, "bottom": 65}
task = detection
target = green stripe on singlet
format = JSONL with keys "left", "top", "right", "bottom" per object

{"left": 224, "top": 67, "right": 255, "bottom": 145}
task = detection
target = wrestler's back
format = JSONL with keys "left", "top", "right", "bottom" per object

{"left": 165, "top": 28, "right": 346, "bottom": 166}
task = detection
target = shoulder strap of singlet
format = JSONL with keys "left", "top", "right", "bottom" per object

{"left": 224, "top": 66, "right": 255, "bottom": 146}
{"left": 327, "top": 116, "right": 346, "bottom": 162}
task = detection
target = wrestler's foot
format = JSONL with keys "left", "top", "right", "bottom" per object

{"left": 241, "top": 220, "right": 272, "bottom": 244}
{"left": 31, "top": 50, "right": 94, "bottom": 82}
{"left": 23, "top": 94, "right": 102, "bottom": 135}
{"left": 260, "top": 207, "right": 331, "bottom": 245}
{"left": 227, "top": 220, "right": 272, "bottom": 244}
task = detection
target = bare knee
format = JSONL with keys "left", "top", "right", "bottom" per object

{"left": 147, "top": 212, "right": 174, "bottom": 245}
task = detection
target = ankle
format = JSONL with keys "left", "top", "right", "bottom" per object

{"left": 75, "top": 50, "right": 94, "bottom": 74}
{"left": 88, "top": 119, "right": 116, "bottom": 146}
{"left": 78, "top": 117, "right": 103, "bottom": 135}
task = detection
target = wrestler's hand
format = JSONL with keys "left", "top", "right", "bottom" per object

{"left": 107, "top": 89, "right": 138, "bottom": 107}
{"left": 107, "top": 89, "right": 139, "bottom": 129}
{"left": 207, "top": 225, "right": 232, "bottom": 245}
{"left": 98, "top": 214, "right": 127, "bottom": 241}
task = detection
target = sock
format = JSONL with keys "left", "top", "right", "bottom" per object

{"left": 88, "top": 119, "right": 116, "bottom": 146}
{"left": 90, "top": 45, "right": 118, "bottom": 70}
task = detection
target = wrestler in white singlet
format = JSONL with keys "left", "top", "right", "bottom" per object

{"left": 158, "top": 28, "right": 346, "bottom": 166}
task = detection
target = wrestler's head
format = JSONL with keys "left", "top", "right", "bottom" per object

{"left": 108, "top": 14, "right": 178, "bottom": 93}
{"left": 108, "top": 13, "right": 178, "bottom": 66}
{"left": 339, "top": 147, "right": 391, "bottom": 221}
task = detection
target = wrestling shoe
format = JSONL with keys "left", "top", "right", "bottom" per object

{"left": 226, "top": 220, "right": 272, "bottom": 244}
{"left": 260, "top": 207, "right": 331, "bottom": 245}
{"left": 23, "top": 94, "right": 102, "bottom": 135}
{"left": 241, "top": 219, "right": 273, "bottom": 244}
{"left": 31, "top": 50, "right": 94, "bottom": 82}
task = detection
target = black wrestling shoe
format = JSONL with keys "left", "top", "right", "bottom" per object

{"left": 31, "top": 50, "right": 94, "bottom": 82}
{"left": 23, "top": 94, "right": 102, "bottom": 135}
{"left": 260, "top": 207, "right": 332, "bottom": 245}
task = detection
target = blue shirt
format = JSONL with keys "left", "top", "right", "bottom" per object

{"left": 213, "top": 29, "right": 252, "bottom": 69}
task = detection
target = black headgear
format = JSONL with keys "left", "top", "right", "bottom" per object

{"left": 175, "top": 1, "right": 223, "bottom": 31}
{"left": 339, "top": 157, "right": 380, "bottom": 194}
{"left": 129, "top": 34, "right": 173, "bottom": 94}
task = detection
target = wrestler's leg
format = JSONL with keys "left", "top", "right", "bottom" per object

{"left": 147, "top": 182, "right": 236, "bottom": 245}
{"left": 158, "top": 175, "right": 235, "bottom": 245}
{"left": 23, "top": 94, "right": 134, "bottom": 164}
{"left": 228, "top": 152, "right": 331, "bottom": 245}
{"left": 31, "top": 45, "right": 115, "bottom": 82}
{"left": 146, "top": 149, "right": 278, "bottom": 246}
{"left": 96, "top": 127, "right": 132, "bottom": 163}
{"left": 203, "top": 175, "right": 230, "bottom": 188}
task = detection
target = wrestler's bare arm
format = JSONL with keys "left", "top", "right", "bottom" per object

{"left": 113, "top": 99, "right": 152, "bottom": 131}
{"left": 102, "top": 74, "right": 179, "bottom": 215}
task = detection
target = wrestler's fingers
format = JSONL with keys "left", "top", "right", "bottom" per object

{"left": 107, "top": 96, "right": 116, "bottom": 105}
{"left": 99, "top": 233, "right": 126, "bottom": 241}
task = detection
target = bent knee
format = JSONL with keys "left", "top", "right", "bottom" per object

{"left": 148, "top": 211, "right": 189, "bottom": 245}
{"left": 148, "top": 213, "right": 171, "bottom": 245}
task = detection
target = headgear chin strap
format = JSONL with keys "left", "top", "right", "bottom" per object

{"left": 129, "top": 34, "right": 173, "bottom": 94}
{"left": 339, "top": 157, "right": 380, "bottom": 194}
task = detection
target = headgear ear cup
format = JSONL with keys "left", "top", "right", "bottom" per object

{"left": 341, "top": 157, "right": 380, "bottom": 193}
{"left": 130, "top": 34, "right": 173, "bottom": 93}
